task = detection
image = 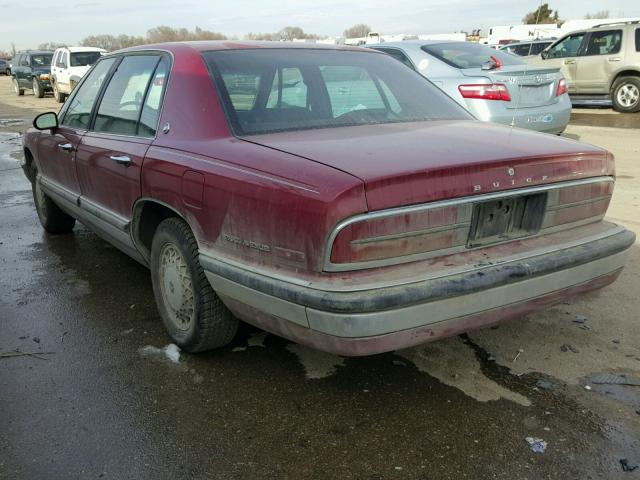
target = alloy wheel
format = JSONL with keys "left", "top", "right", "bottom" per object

{"left": 159, "top": 243, "right": 195, "bottom": 331}
{"left": 616, "top": 83, "right": 640, "bottom": 108}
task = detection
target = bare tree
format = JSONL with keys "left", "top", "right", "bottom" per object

{"left": 343, "top": 24, "right": 372, "bottom": 39}
{"left": 38, "top": 42, "right": 68, "bottom": 51}
{"left": 584, "top": 10, "right": 609, "bottom": 19}
{"left": 245, "top": 26, "right": 320, "bottom": 41}
{"left": 11, "top": 42, "right": 16, "bottom": 56}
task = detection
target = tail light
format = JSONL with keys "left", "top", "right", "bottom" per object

{"left": 556, "top": 78, "right": 568, "bottom": 96}
{"left": 458, "top": 83, "right": 511, "bottom": 101}
{"left": 326, "top": 179, "right": 613, "bottom": 271}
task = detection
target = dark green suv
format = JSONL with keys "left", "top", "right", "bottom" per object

{"left": 11, "top": 50, "right": 54, "bottom": 98}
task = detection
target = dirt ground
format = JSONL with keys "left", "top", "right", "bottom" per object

{"left": 1, "top": 74, "right": 640, "bottom": 479}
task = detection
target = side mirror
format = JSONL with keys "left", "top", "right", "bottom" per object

{"left": 540, "top": 51, "right": 548, "bottom": 60}
{"left": 33, "top": 112, "right": 59, "bottom": 131}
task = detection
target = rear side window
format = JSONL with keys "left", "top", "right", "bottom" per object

{"left": 71, "top": 51, "right": 102, "bottom": 67}
{"left": 584, "top": 30, "right": 622, "bottom": 56}
{"left": 20, "top": 55, "right": 29, "bottom": 66}
{"left": 138, "top": 57, "right": 170, "bottom": 137}
{"left": 63, "top": 58, "right": 116, "bottom": 129}
{"left": 636, "top": 28, "right": 640, "bottom": 52}
{"left": 94, "top": 55, "right": 160, "bottom": 136}
{"left": 422, "top": 42, "right": 523, "bottom": 68}
{"left": 374, "top": 48, "right": 415, "bottom": 69}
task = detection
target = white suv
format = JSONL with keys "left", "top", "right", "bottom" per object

{"left": 50, "top": 47, "right": 106, "bottom": 102}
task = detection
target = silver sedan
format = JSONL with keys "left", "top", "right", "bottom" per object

{"left": 369, "top": 40, "right": 571, "bottom": 134}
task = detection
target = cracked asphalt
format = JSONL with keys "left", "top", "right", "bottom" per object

{"left": 1, "top": 76, "right": 640, "bottom": 479}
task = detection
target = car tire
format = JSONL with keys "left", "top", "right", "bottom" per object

{"left": 13, "top": 78, "right": 24, "bottom": 96}
{"left": 150, "top": 217, "right": 238, "bottom": 352}
{"left": 32, "top": 175, "right": 76, "bottom": 234}
{"left": 52, "top": 82, "right": 65, "bottom": 103}
{"left": 611, "top": 76, "right": 640, "bottom": 113}
{"left": 32, "top": 78, "right": 44, "bottom": 98}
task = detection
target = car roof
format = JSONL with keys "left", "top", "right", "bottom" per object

{"left": 116, "top": 40, "right": 372, "bottom": 54}
{"left": 18, "top": 50, "right": 54, "bottom": 55}
{"left": 368, "top": 40, "right": 471, "bottom": 50}
{"left": 56, "top": 46, "right": 106, "bottom": 53}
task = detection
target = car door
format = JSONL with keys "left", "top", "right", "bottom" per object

{"left": 37, "top": 57, "right": 118, "bottom": 197}
{"left": 575, "top": 29, "right": 624, "bottom": 94}
{"left": 536, "top": 32, "right": 586, "bottom": 92}
{"left": 18, "top": 54, "right": 30, "bottom": 87}
{"left": 75, "top": 54, "right": 169, "bottom": 220}
{"left": 57, "top": 51, "right": 70, "bottom": 91}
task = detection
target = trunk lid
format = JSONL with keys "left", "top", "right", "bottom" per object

{"left": 244, "top": 120, "right": 611, "bottom": 211}
{"left": 461, "top": 65, "right": 562, "bottom": 108}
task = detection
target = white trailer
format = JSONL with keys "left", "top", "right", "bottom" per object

{"left": 485, "top": 24, "right": 559, "bottom": 46}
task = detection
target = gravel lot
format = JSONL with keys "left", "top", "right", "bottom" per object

{"left": 1, "top": 74, "right": 639, "bottom": 479}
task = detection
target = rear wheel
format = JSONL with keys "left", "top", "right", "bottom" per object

{"left": 32, "top": 176, "right": 76, "bottom": 233}
{"left": 611, "top": 76, "right": 640, "bottom": 113}
{"left": 150, "top": 218, "right": 238, "bottom": 352}
{"left": 13, "top": 78, "right": 24, "bottom": 96}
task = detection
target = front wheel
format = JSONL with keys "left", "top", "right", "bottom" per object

{"left": 612, "top": 76, "right": 640, "bottom": 113}
{"left": 13, "top": 78, "right": 24, "bottom": 96}
{"left": 150, "top": 218, "right": 238, "bottom": 352}
{"left": 32, "top": 78, "right": 44, "bottom": 98}
{"left": 52, "top": 82, "right": 65, "bottom": 103}
{"left": 32, "top": 176, "right": 76, "bottom": 233}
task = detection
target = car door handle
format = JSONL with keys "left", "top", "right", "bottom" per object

{"left": 57, "top": 142, "right": 73, "bottom": 152}
{"left": 109, "top": 154, "right": 131, "bottom": 166}
{"left": 608, "top": 57, "right": 622, "bottom": 62}
{"left": 564, "top": 59, "right": 576, "bottom": 65}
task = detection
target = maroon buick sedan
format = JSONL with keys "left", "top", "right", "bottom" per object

{"left": 22, "top": 42, "right": 634, "bottom": 356}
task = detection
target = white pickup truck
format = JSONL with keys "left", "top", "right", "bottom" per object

{"left": 50, "top": 46, "right": 106, "bottom": 102}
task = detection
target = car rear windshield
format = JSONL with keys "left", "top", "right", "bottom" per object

{"left": 71, "top": 52, "right": 102, "bottom": 67}
{"left": 422, "top": 42, "right": 523, "bottom": 69}
{"left": 31, "top": 54, "right": 53, "bottom": 67}
{"left": 203, "top": 49, "right": 471, "bottom": 136}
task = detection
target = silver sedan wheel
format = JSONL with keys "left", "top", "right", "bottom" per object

{"left": 616, "top": 83, "right": 640, "bottom": 108}
{"left": 159, "top": 243, "right": 195, "bottom": 331}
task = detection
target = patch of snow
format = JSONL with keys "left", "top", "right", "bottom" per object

{"left": 286, "top": 343, "right": 345, "bottom": 379}
{"left": 140, "top": 343, "right": 181, "bottom": 363}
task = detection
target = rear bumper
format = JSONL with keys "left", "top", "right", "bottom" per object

{"left": 468, "top": 95, "right": 572, "bottom": 134}
{"left": 200, "top": 225, "right": 634, "bottom": 356}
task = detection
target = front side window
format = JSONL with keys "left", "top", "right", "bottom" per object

{"left": 62, "top": 57, "right": 116, "bottom": 129}
{"left": 422, "top": 42, "right": 523, "bottom": 68}
{"left": 546, "top": 34, "right": 585, "bottom": 58}
{"left": 584, "top": 30, "right": 622, "bottom": 56}
{"left": 71, "top": 51, "right": 102, "bottom": 67}
{"left": 94, "top": 55, "right": 160, "bottom": 136}
{"left": 636, "top": 28, "right": 640, "bottom": 52}
{"left": 205, "top": 49, "right": 470, "bottom": 136}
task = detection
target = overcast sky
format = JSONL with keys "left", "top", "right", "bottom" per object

{"left": 2, "top": 0, "right": 640, "bottom": 51}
